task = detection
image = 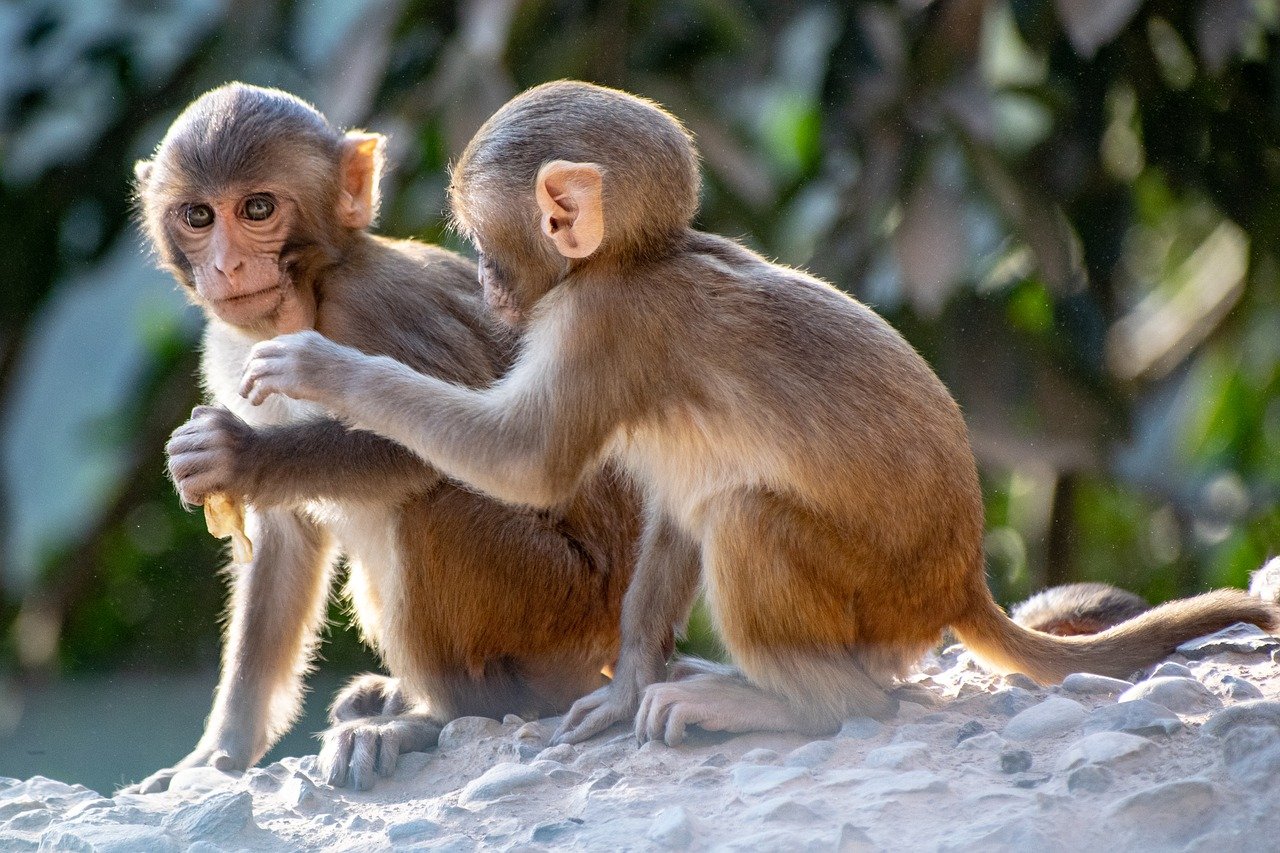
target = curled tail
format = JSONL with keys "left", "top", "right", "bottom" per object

{"left": 952, "top": 588, "right": 1280, "bottom": 683}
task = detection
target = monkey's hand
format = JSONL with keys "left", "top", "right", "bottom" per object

{"left": 240, "top": 330, "right": 360, "bottom": 408}
{"left": 166, "top": 405, "right": 255, "bottom": 506}
{"left": 119, "top": 744, "right": 246, "bottom": 795}
{"left": 319, "top": 675, "right": 442, "bottom": 791}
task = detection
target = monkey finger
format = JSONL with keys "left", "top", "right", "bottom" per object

{"left": 551, "top": 697, "right": 603, "bottom": 744}
{"left": 558, "top": 703, "right": 626, "bottom": 745}
{"left": 376, "top": 728, "right": 400, "bottom": 778}
{"left": 349, "top": 728, "right": 380, "bottom": 791}
{"left": 663, "top": 705, "right": 692, "bottom": 746}
{"left": 635, "top": 689, "right": 656, "bottom": 744}
{"left": 320, "top": 726, "right": 355, "bottom": 788}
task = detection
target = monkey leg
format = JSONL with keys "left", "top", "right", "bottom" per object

{"left": 636, "top": 492, "right": 899, "bottom": 746}
{"left": 123, "top": 508, "right": 334, "bottom": 794}
{"left": 319, "top": 674, "right": 442, "bottom": 791}
{"left": 552, "top": 513, "right": 701, "bottom": 745}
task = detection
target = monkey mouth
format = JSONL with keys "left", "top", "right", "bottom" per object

{"left": 219, "top": 284, "right": 281, "bottom": 305}
{"left": 212, "top": 285, "right": 284, "bottom": 325}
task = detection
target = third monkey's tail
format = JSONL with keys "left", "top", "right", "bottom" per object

{"left": 951, "top": 586, "right": 1280, "bottom": 684}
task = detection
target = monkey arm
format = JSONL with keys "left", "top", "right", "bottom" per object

{"left": 125, "top": 508, "right": 335, "bottom": 793}
{"left": 246, "top": 417, "right": 442, "bottom": 505}
{"left": 167, "top": 405, "right": 442, "bottom": 508}
{"left": 240, "top": 330, "right": 624, "bottom": 509}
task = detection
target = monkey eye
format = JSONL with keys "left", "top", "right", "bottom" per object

{"left": 184, "top": 204, "right": 214, "bottom": 229}
{"left": 243, "top": 195, "right": 276, "bottom": 222}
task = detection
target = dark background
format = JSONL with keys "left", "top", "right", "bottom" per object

{"left": 0, "top": 0, "right": 1276, "bottom": 792}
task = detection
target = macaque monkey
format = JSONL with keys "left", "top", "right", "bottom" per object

{"left": 125, "top": 83, "right": 641, "bottom": 792}
{"left": 1011, "top": 583, "right": 1151, "bottom": 637}
{"left": 236, "top": 81, "right": 1280, "bottom": 746}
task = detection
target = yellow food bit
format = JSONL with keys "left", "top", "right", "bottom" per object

{"left": 204, "top": 493, "right": 253, "bottom": 563}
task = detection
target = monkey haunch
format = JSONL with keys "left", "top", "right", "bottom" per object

{"left": 127, "top": 83, "right": 641, "bottom": 792}
{"left": 239, "top": 81, "right": 1280, "bottom": 746}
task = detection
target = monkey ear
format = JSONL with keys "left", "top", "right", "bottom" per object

{"left": 338, "top": 131, "right": 387, "bottom": 229}
{"left": 134, "top": 159, "right": 153, "bottom": 186}
{"left": 535, "top": 161, "right": 604, "bottom": 259}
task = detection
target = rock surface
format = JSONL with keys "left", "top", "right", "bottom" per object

{"left": 11, "top": 627, "right": 1280, "bottom": 851}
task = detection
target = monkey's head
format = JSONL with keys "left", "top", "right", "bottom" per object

{"left": 134, "top": 83, "right": 386, "bottom": 332}
{"left": 449, "top": 81, "right": 700, "bottom": 324}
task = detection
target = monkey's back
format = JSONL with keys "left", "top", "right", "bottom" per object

{"left": 582, "top": 230, "right": 985, "bottom": 647}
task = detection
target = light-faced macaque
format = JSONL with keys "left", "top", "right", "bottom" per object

{"left": 1012, "top": 583, "right": 1151, "bottom": 637}
{"left": 237, "top": 81, "right": 1280, "bottom": 747}
{"left": 125, "top": 83, "right": 641, "bottom": 792}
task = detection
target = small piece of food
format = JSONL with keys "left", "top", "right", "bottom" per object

{"left": 204, "top": 493, "right": 253, "bottom": 563}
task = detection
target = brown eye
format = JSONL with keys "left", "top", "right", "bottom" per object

{"left": 243, "top": 196, "right": 275, "bottom": 221}
{"left": 185, "top": 204, "right": 214, "bottom": 228}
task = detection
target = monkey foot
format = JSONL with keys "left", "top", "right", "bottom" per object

{"left": 636, "top": 675, "right": 837, "bottom": 746}
{"left": 319, "top": 714, "right": 442, "bottom": 791}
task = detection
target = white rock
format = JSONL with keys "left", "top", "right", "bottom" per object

{"left": 1104, "top": 779, "right": 1223, "bottom": 847}
{"left": 438, "top": 716, "right": 503, "bottom": 748}
{"left": 785, "top": 740, "right": 837, "bottom": 768}
{"left": 739, "top": 748, "right": 780, "bottom": 764}
{"left": 1061, "top": 673, "right": 1133, "bottom": 696}
{"left": 1055, "top": 732, "right": 1155, "bottom": 771}
{"left": 1219, "top": 725, "right": 1280, "bottom": 785}
{"left": 387, "top": 817, "right": 443, "bottom": 843}
{"left": 1081, "top": 699, "right": 1182, "bottom": 736}
{"left": 1201, "top": 699, "right": 1280, "bottom": 737}
{"left": 1218, "top": 674, "right": 1264, "bottom": 700}
{"left": 864, "top": 741, "right": 928, "bottom": 770}
{"left": 1148, "top": 661, "right": 1194, "bottom": 679}
{"left": 743, "top": 796, "right": 820, "bottom": 823}
{"left": 163, "top": 790, "right": 254, "bottom": 840}
{"left": 859, "top": 770, "right": 948, "bottom": 797}
{"left": 38, "top": 824, "right": 181, "bottom": 853}
{"left": 838, "top": 717, "right": 883, "bottom": 739}
{"left": 1002, "top": 697, "right": 1087, "bottom": 740}
{"left": 729, "top": 765, "right": 807, "bottom": 796}
{"left": 956, "top": 732, "right": 1006, "bottom": 751}
{"left": 1176, "top": 623, "right": 1280, "bottom": 658}
{"left": 458, "top": 763, "right": 546, "bottom": 805}
{"left": 647, "top": 806, "right": 693, "bottom": 848}
{"left": 1118, "top": 677, "right": 1221, "bottom": 714}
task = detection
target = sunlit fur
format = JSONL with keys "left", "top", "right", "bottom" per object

{"left": 243, "top": 81, "right": 1280, "bottom": 742}
{"left": 126, "top": 83, "right": 642, "bottom": 793}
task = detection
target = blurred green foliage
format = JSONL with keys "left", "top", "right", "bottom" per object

{"left": 0, "top": 0, "right": 1276, "bottom": 681}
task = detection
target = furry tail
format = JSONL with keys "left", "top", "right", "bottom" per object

{"left": 952, "top": 588, "right": 1280, "bottom": 683}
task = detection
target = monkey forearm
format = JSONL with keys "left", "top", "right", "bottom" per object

{"left": 200, "top": 509, "right": 334, "bottom": 766}
{"left": 243, "top": 331, "right": 598, "bottom": 508}
{"left": 243, "top": 418, "right": 441, "bottom": 506}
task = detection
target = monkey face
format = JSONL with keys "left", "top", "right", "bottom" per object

{"left": 168, "top": 189, "right": 295, "bottom": 328}
{"left": 477, "top": 252, "right": 524, "bottom": 327}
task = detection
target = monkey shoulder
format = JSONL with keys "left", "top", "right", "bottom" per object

{"left": 317, "top": 236, "right": 508, "bottom": 384}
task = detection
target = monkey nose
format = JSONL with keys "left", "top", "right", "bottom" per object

{"left": 214, "top": 252, "right": 245, "bottom": 275}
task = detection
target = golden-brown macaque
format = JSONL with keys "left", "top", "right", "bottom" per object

{"left": 1011, "top": 583, "right": 1151, "bottom": 637}
{"left": 237, "top": 81, "right": 1279, "bottom": 746}
{"left": 125, "top": 83, "right": 640, "bottom": 792}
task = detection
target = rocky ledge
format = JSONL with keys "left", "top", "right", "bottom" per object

{"left": 5, "top": 623, "right": 1280, "bottom": 852}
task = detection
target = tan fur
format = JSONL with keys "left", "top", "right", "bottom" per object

{"left": 125, "top": 83, "right": 641, "bottom": 792}
{"left": 237, "top": 81, "right": 1280, "bottom": 743}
